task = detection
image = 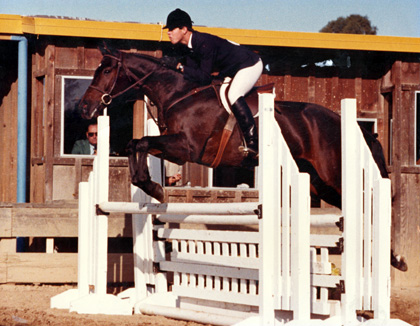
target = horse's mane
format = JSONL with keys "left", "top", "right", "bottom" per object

{"left": 124, "top": 51, "right": 201, "bottom": 91}
{"left": 129, "top": 52, "right": 162, "bottom": 65}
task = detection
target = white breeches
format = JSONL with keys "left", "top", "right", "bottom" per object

{"left": 228, "top": 59, "right": 263, "bottom": 105}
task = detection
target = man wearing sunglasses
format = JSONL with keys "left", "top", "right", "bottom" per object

{"left": 71, "top": 122, "right": 98, "bottom": 155}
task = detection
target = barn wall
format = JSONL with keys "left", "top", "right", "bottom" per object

{"left": 389, "top": 61, "right": 420, "bottom": 287}
{"left": 0, "top": 42, "right": 19, "bottom": 203}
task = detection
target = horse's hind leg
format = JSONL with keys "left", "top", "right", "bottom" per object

{"left": 127, "top": 139, "right": 165, "bottom": 202}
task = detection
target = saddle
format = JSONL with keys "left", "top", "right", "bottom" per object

{"left": 159, "top": 79, "right": 274, "bottom": 168}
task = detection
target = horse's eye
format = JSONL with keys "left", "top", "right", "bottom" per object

{"left": 103, "top": 69, "right": 111, "bottom": 75}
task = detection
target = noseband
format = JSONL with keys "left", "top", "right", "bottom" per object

{"left": 88, "top": 54, "right": 153, "bottom": 107}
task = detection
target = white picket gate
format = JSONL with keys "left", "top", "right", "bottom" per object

{"left": 51, "top": 95, "right": 409, "bottom": 325}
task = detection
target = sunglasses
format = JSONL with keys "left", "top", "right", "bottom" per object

{"left": 87, "top": 132, "right": 97, "bottom": 137}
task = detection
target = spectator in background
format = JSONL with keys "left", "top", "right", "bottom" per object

{"left": 165, "top": 161, "right": 182, "bottom": 186}
{"left": 71, "top": 122, "right": 97, "bottom": 155}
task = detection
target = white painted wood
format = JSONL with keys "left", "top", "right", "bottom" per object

{"left": 291, "top": 172, "right": 311, "bottom": 320}
{"left": 100, "top": 201, "right": 258, "bottom": 215}
{"left": 160, "top": 261, "right": 259, "bottom": 280}
{"left": 372, "top": 178, "right": 391, "bottom": 319}
{"left": 157, "top": 214, "right": 258, "bottom": 225}
{"left": 77, "top": 181, "right": 90, "bottom": 297}
{"left": 94, "top": 115, "right": 110, "bottom": 296}
{"left": 258, "top": 91, "right": 278, "bottom": 325}
{"left": 341, "top": 98, "right": 359, "bottom": 323}
{"left": 157, "top": 228, "right": 259, "bottom": 243}
{"left": 310, "top": 234, "right": 341, "bottom": 248}
{"left": 170, "top": 252, "right": 259, "bottom": 269}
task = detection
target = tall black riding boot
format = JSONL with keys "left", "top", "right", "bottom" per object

{"left": 231, "top": 96, "right": 258, "bottom": 156}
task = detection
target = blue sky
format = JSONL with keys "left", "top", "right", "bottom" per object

{"left": 1, "top": 0, "right": 419, "bottom": 38}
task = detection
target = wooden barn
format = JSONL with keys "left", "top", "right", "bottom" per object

{"left": 0, "top": 14, "right": 419, "bottom": 288}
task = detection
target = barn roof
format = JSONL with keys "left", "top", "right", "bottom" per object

{"left": 1, "top": 14, "right": 420, "bottom": 53}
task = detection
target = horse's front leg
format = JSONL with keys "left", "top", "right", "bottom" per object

{"left": 126, "top": 134, "right": 190, "bottom": 202}
{"left": 127, "top": 139, "right": 165, "bottom": 202}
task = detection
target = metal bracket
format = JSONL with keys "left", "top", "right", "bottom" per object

{"left": 95, "top": 204, "right": 109, "bottom": 216}
{"left": 336, "top": 216, "right": 344, "bottom": 232}
{"left": 337, "top": 280, "right": 345, "bottom": 294}
{"left": 255, "top": 204, "right": 262, "bottom": 219}
{"left": 337, "top": 237, "right": 344, "bottom": 254}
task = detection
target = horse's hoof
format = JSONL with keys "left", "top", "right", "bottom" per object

{"left": 156, "top": 187, "right": 166, "bottom": 203}
{"left": 391, "top": 251, "right": 408, "bottom": 272}
{"left": 357, "top": 310, "right": 373, "bottom": 320}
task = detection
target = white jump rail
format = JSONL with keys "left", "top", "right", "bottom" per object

{"left": 51, "top": 96, "right": 410, "bottom": 326}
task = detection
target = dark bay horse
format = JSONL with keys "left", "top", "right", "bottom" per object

{"left": 79, "top": 49, "right": 406, "bottom": 271}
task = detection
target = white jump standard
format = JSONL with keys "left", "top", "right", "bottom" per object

{"left": 51, "top": 94, "right": 409, "bottom": 325}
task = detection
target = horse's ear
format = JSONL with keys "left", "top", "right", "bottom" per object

{"left": 99, "top": 42, "right": 119, "bottom": 57}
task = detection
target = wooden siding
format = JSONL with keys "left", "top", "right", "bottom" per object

{"left": 0, "top": 42, "right": 18, "bottom": 202}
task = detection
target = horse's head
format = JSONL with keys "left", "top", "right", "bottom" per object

{"left": 79, "top": 47, "right": 196, "bottom": 120}
{"left": 79, "top": 48, "right": 137, "bottom": 119}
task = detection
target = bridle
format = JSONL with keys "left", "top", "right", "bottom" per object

{"left": 88, "top": 54, "right": 153, "bottom": 108}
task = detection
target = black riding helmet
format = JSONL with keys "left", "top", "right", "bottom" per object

{"left": 163, "top": 8, "right": 193, "bottom": 31}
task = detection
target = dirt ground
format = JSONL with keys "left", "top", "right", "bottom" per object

{"left": 0, "top": 284, "right": 418, "bottom": 326}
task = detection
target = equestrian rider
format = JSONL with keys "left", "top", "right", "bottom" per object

{"left": 163, "top": 8, "right": 263, "bottom": 157}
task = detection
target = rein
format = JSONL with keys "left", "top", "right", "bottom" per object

{"left": 166, "top": 83, "right": 223, "bottom": 112}
{"left": 88, "top": 54, "right": 153, "bottom": 107}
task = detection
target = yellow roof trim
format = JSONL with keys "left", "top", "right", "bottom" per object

{"left": 198, "top": 26, "right": 420, "bottom": 53}
{"left": 21, "top": 16, "right": 165, "bottom": 41}
{"left": 1, "top": 14, "right": 420, "bottom": 53}
{"left": 0, "top": 14, "right": 23, "bottom": 34}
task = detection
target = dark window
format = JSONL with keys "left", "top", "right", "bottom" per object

{"left": 61, "top": 76, "right": 133, "bottom": 157}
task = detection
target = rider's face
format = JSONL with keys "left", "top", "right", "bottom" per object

{"left": 167, "top": 27, "right": 188, "bottom": 45}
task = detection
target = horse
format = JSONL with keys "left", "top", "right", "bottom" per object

{"left": 78, "top": 48, "right": 406, "bottom": 271}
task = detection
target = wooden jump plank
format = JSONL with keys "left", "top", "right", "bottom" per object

{"left": 0, "top": 253, "right": 134, "bottom": 284}
{"left": 0, "top": 207, "right": 11, "bottom": 236}
{"left": 0, "top": 207, "right": 132, "bottom": 237}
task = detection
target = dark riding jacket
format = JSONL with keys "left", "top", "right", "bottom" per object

{"left": 183, "top": 31, "right": 260, "bottom": 85}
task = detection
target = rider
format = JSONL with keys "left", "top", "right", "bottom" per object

{"left": 163, "top": 8, "right": 263, "bottom": 157}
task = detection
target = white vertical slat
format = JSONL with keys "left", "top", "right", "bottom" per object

{"left": 258, "top": 92, "right": 278, "bottom": 325}
{"left": 94, "top": 115, "right": 110, "bottom": 296}
{"left": 290, "top": 172, "right": 311, "bottom": 320}
{"left": 272, "top": 104, "right": 283, "bottom": 311}
{"left": 363, "top": 162, "right": 373, "bottom": 311}
{"left": 131, "top": 186, "right": 154, "bottom": 301}
{"left": 341, "top": 98, "right": 359, "bottom": 323}
{"left": 189, "top": 240, "right": 197, "bottom": 288}
{"left": 354, "top": 118, "right": 364, "bottom": 311}
{"left": 281, "top": 140, "right": 291, "bottom": 310}
{"left": 87, "top": 167, "right": 95, "bottom": 289}
{"left": 249, "top": 244, "right": 258, "bottom": 296}
{"left": 77, "top": 181, "right": 90, "bottom": 297}
{"left": 372, "top": 178, "right": 391, "bottom": 319}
